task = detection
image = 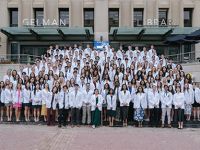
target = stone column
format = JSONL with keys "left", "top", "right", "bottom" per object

{"left": 94, "top": 0, "right": 108, "bottom": 41}
{"left": 120, "top": 0, "right": 131, "bottom": 27}
{"left": 44, "top": 0, "right": 58, "bottom": 25}
{"left": 70, "top": 0, "right": 83, "bottom": 27}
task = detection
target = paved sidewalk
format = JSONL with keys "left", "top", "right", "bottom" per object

{"left": 0, "top": 125, "right": 200, "bottom": 150}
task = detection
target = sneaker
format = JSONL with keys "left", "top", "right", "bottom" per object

{"left": 92, "top": 125, "right": 95, "bottom": 129}
{"left": 58, "top": 125, "right": 61, "bottom": 128}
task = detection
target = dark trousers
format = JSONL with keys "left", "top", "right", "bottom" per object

{"left": 150, "top": 108, "right": 159, "bottom": 127}
{"left": 47, "top": 108, "right": 56, "bottom": 126}
{"left": 121, "top": 106, "right": 129, "bottom": 122}
{"left": 176, "top": 108, "right": 184, "bottom": 122}
{"left": 71, "top": 108, "right": 80, "bottom": 125}
{"left": 58, "top": 108, "right": 69, "bottom": 126}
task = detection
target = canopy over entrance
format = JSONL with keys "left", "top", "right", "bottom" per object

{"left": 109, "top": 27, "right": 200, "bottom": 44}
{"left": 0, "top": 27, "right": 94, "bottom": 41}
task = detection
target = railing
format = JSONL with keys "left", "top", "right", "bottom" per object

{"left": 0, "top": 54, "right": 41, "bottom": 64}
{"left": 0, "top": 51, "right": 200, "bottom": 65}
{"left": 166, "top": 51, "right": 200, "bottom": 64}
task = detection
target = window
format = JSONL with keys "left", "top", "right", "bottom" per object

{"left": 9, "top": 8, "right": 18, "bottom": 27}
{"left": 84, "top": 8, "right": 94, "bottom": 30}
{"left": 109, "top": 8, "right": 119, "bottom": 30}
{"left": 133, "top": 8, "right": 143, "bottom": 27}
{"left": 34, "top": 8, "right": 44, "bottom": 26}
{"left": 59, "top": 8, "right": 69, "bottom": 27}
{"left": 184, "top": 8, "right": 193, "bottom": 27}
{"left": 159, "top": 9, "right": 168, "bottom": 26}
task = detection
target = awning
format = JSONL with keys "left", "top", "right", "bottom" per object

{"left": 109, "top": 27, "right": 200, "bottom": 43}
{"left": 165, "top": 35, "right": 198, "bottom": 44}
{"left": 186, "top": 29, "right": 200, "bottom": 40}
{"left": 0, "top": 27, "right": 94, "bottom": 41}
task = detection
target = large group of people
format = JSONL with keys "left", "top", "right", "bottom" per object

{"left": 0, "top": 44, "right": 200, "bottom": 129}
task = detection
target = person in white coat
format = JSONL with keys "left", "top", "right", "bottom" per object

{"left": 160, "top": 85, "right": 173, "bottom": 128}
{"left": 0, "top": 81, "right": 5, "bottom": 122}
{"left": 46, "top": 86, "right": 59, "bottom": 126}
{"left": 183, "top": 83, "right": 194, "bottom": 121}
{"left": 69, "top": 84, "right": 82, "bottom": 126}
{"left": 119, "top": 84, "right": 131, "bottom": 127}
{"left": 82, "top": 83, "right": 93, "bottom": 125}
{"left": 4, "top": 82, "right": 14, "bottom": 121}
{"left": 148, "top": 84, "right": 160, "bottom": 127}
{"left": 41, "top": 83, "right": 50, "bottom": 122}
{"left": 173, "top": 86, "right": 185, "bottom": 129}
{"left": 23, "top": 82, "right": 32, "bottom": 122}
{"left": 32, "top": 83, "right": 42, "bottom": 122}
{"left": 107, "top": 88, "right": 117, "bottom": 127}
{"left": 13, "top": 83, "right": 23, "bottom": 122}
{"left": 58, "top": 85, "right": 70, "bottom": 127}
{"left": 192, "top": 83, "right": 200, "bottom": 121}
{"left": 134, "top": 86, "right": 147, "bottom": 127}
{"left": 91, "top": 89, "right": 103, "bottom": 128}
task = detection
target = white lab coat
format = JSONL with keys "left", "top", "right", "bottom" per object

{"left": 41, "top": 89, "right": 50, "bottom": 105}
{"left": 0, "top": 89, "right": 4, "bottom": 103}
{"left": 134, "top": 93, "right": 147, "bottom": 109}
{"left": 46, "top": 92, "right": 59, "bottom": 110}
{"left": 160, "top": 91, "right": 173, "bottom": 108}
{"left": 58, "top": 91, "right": 70, "bottom": 109}
{"left": 90, "top": 94, "right": 103, "bottom": 111}
{"left": 22, "top": 89, "right": 31, "bottom": 103}
{"left": 13, "top": 90, "right": 23, "bottom": 104}
{"left": 3, "top": 88, "right": 14, "bottom": 104}
{"left": 69, "top": 91, "right": 82, "bottom": 108}
{"left": 173, "top": 92, "right": 185, "bottom": 109}
{"left": 184, "top": 90, "right": 194, "bottom": 105}
{"left": 82, "top": 90, "right": 93, "bottom": 106}
{"left": 119, "top": 90, "right": 131, "bottom": 107}
{"left": 32, "top": 90, "right": 42, "bottom": 106}
{"left": 148, "top": 91, "right": 160, "bottom": 108}
{"left": 193, "top": 87, "right": 200, "bottom": 103}
{"left": 107, "top": 95, "right": 117, "bottom": 110}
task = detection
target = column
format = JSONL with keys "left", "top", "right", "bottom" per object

{"left": 71, "top": 0, "right": 83, "bottom": 27}
{"left": 94, "top": 0, "right": 108, "bottom": 41}
{"left": 120, "top": 0, "right": 132, "bottom": 27}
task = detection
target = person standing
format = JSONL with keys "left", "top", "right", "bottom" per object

{"left": 91, "top": 89, "right": 103, "bottom": 129}
{"left": 13, "top": 83, "right": 23, "bottom": 122}
{"left": 107, "top": 88, "right": 117, "bottom": 127}
{"left": 192, "top": 83, "right": 200, "bottom": 121}
{"left": 4, "top": 82, "right": 14, "bottom": 121}
{"left": 134, "top": 86, "right": 147, "bottom": 127}
{"left": 46, "top": 86, "right": 58, "bottom": 126}
{"left": 183, "top": 83, "right": 193, "bottom": 121}
{"left": 41, "top": 83, "right": 50, "bottom": 122}
{"left": 173, "top": 86, "right": 185, "bottom": 129}
{"left": 119, "top": 84, "right": 131, "bottom": 127}
{"left": 148, "top": 84, "right": 160, "bottom": 127}
{"left": 0, "top": 81, "right": 5, "bottom": 121}
{"left": 161, "top": 85, "right": 173, "bottom": 128}
{"left": 69, "top": 84, "right": 82, "bottom": 127}
{"left": 58, "top": 85, "right": 70, "bottom": 127}
{"left": 82, "top": 83, "right": 93, "bottom": 125}
{"left": 32, "top": 83, "right": 42, "bottom": 122}
{"left": 23, "top": 82, "right": 32, "bottom": 122}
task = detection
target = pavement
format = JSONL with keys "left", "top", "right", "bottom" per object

{"left": 0, "top": 124, "right": 200, "bottom": 150}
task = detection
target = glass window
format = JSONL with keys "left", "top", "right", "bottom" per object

{"left": 133, "top": 8, "right": 143, "bottom": 27}
{"left": 184, "top": 8, "right": 193, "bottom": 27}
{"left": 9, "top": 8, "right": 18, "bottom": 27}
{"left": 84, "top": 8, "right": 94, "bottom": 30}
{"left": 34, "top": 8, "right": 44, "bottom": 26}
{"left": 159, "top": 8, "right": 168, "bottom": 26}
{"left": 109, "top": 8, "right": 119, "bottom": 30}
{"left": 59, "top": 8, "right": 69, "bottom": 27}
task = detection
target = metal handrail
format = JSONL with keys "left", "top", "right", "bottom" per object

{"left": 0, "top": 50, "right": 199, "bottom": 65}
{"left": 0, "top": 54, "right": 41, "bottom": 64}
{"left": 165, "top": 51, "right": 200, "bottom": 64}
